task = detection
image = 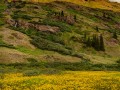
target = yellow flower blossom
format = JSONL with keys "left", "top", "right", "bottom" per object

{"left": 0, "top": 71, "right": 120, "bottom": 90}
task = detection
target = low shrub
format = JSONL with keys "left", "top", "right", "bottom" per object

{"left": 116, "top": 59, "right": 120, "bottom": 69}
{"left": 12, "top": 13, "right": 32, "bottom": 20}
{"left": 37, "top": 32, "right": 65, "bottom": 45}
{"left": 31, "top": 37, "right": 72, "bottom": 55}
{"left": 0, "top": 40, "right": 15, "bottom": 49}
{"left": 41, "top": 19, "right": 72, "bottom": 32}
{"left": 0, "top": 20, "right": 4, "bottom": 26}
{"left": 23, "top": 69, "right": 42, "bottom": 76}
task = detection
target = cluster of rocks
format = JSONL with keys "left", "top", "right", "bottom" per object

{"left": 6, "top": 19, "right": 60, "bottom": 33}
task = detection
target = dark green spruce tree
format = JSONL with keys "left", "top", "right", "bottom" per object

{"left": 92, "top": 34, "right": 96, "bottom": 48}
{"left": 95, "top": 26, "right": 99, "bottom": 32}
{"left": 61, "top": 11, "right": 64, "bottom": 17}
{"left": 74, "top": 15, "right": 77, "bottom": 22}
{"left": 99, "top": 34, "right": 105, "bottom": 51}
{"left": 83, "top": 33, "right": 87, "bottom": 44}
{"left": 113, "top": 31, "right": 118, "bottom": 39}
{"left": 95, "top": 36, "right": 100, "bottom": 51}
{"left": 86, "top": 37, "right": 91, "bottom": 47}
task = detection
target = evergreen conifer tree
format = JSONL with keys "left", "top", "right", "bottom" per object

{"left": 92, "top": 34, "right": 96, "bottom": 48}
{"left": 61, "top": 11, "right": 64, "bottom": 17}
{"left": 95, "top": 36, "right": 100, "bottom": 51}
{"left": 96, "top": 26, "right": 99, "bottom": 32}
{"left": 74, "top": 15, "right": 77, "bottom": 22}
{"left": 113, "top": 31, "right": 117, "bottom": 39}
{"left": 86, "top": 37, "right": 91, "bottom": 47}
{"left": 99, "top": 34, "right": 105, "bottom": 51}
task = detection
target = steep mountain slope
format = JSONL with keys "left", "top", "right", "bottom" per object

{"left": 0, "top": 0, "right": 120, "bottom": 65}
{"left": 19, "top": 0, "right": 120, "bottom": 12}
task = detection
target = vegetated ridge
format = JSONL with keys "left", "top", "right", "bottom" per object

{"left": 0, "top": 0, "right": 120, "bottom": 70}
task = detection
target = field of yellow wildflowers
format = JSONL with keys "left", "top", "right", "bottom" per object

{"left": 0, "top": 71, "right": 120, "bottom": 90}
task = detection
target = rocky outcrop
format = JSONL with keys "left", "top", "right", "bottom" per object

{"left": 6, "top": 19, "right": 60, "bottom": 33}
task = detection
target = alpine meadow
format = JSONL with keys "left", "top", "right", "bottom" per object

{"left": 0, "top": 0, "right": 120, "bottom": 90}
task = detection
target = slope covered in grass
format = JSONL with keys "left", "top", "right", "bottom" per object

{"left": 0, "top": 0, "right": 120, "bottom": 65}
{"left": 18, "top": 0, "right": 120, "bottom": 12}
{"left": 0, "top": 1, "right": 120, "bottom": 89}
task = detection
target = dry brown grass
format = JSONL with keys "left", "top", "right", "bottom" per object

{"left": 0, "top": 27, "right": 35, "bottom": 49}
{"left": 36, "top": 53, "right": 82, "bottom": 63}
{"left": 0, "top": 47, "right": 29, "bottom": 63}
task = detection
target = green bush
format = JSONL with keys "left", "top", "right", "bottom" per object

{"left": 12, "top": 13, "right": 32, "bottom": 20}
{"left": 0, "top": 20, "right": 4, "bottom": 26}
{"left": 23, "top": 70, "right": 42, "bottom": 76}
{"left": 37, "top": 32, "right": 65, "bottom": 45}
{"left": 31, "top": 37, "right": 72, "bottom": 55}
{"left": 0, "top": 40, "right": 15, "bottom": 49}
{"left": 0, "top": 61, "right": 119, "bottom": 75}
{"left": 0, "top": 13, "right": 3, "bottom": 18}
{"left": 23, "top": 69, "right": 61, "bottom": 76}
{"left": 15, "top": 1, "right": 26, "bottom": 9}
{"left": 27, "top": 58, "right": 38, "bottom": 63}
{"left": 116, "top": 59, "right": 120, "bottom": 69}
{"left": 41, "top": 19, "right": 72, "bottom": 32}
{"left": 0, "top": 4, "right": 7, "bottom": 12}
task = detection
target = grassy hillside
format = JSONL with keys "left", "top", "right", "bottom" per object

{"left": 17, "top": 0, "right": 120, "bottom": 12}
{"left": 0, "top": 1, "right": 120, "bottom": 89}
{"left": 0, "top": 0, "right": 120, "bottom": 66}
